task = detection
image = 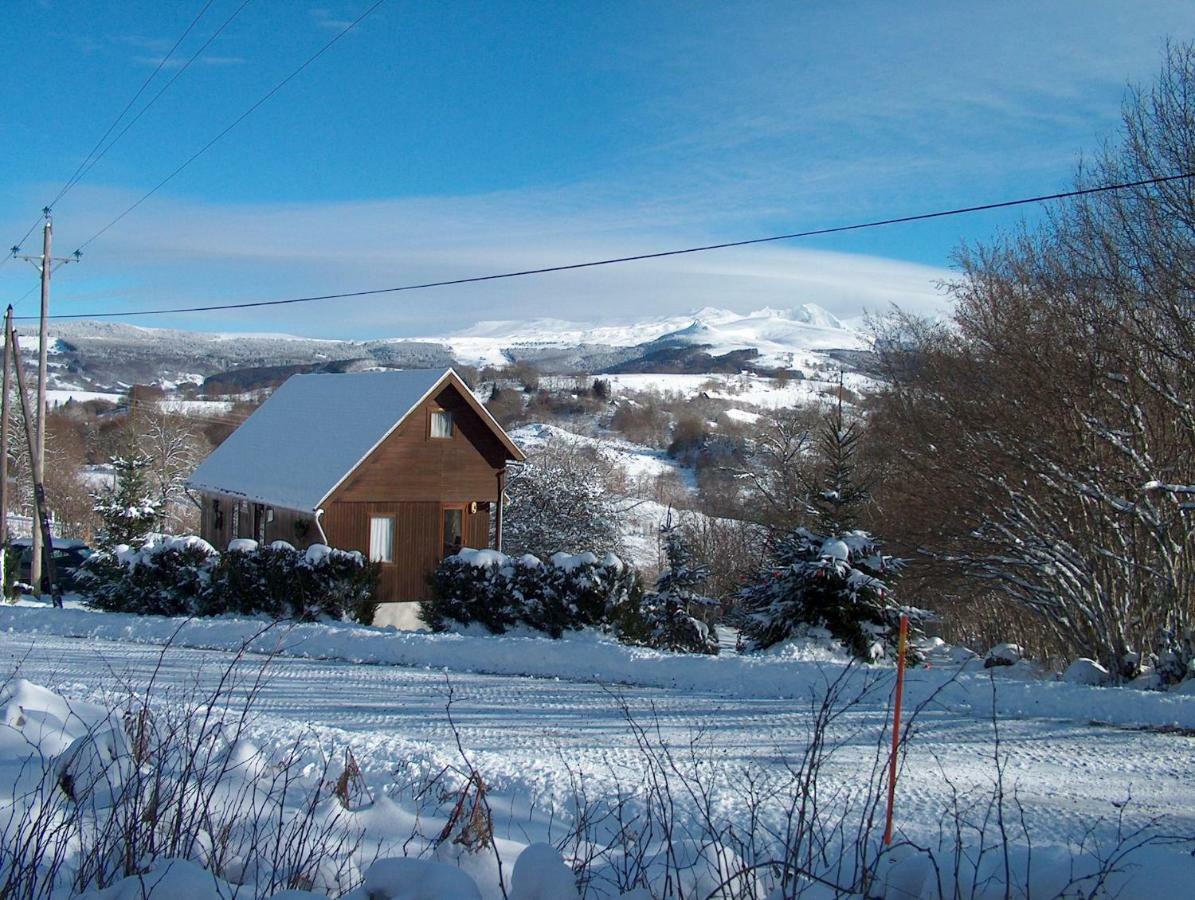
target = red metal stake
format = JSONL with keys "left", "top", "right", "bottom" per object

{"left": 884, "top": 613, "right": 910, "bottom": 845}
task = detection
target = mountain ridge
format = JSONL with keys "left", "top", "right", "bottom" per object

{"left": 34, "top": 304, "right": 870, "bottom": 394}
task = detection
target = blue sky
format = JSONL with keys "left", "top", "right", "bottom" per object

{"left": 0, "top": 1, "right": 1189, "bottom": 338}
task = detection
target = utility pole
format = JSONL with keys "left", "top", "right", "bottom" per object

{"left": 0, "top": 307, "right": 11, "bottom": 549}
{"left": 7, "top": 320, "right": 59, "bottom": 604}
{"left": 11, "top": 210, "right": 79, "bottom": 595}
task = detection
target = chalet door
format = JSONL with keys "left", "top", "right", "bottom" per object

{"left": 442, "top": 505, "right": 464, "bottom": 558}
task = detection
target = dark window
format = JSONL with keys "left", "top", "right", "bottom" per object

{"left": 443, "top": 508, "right": 463, "bottom": 558}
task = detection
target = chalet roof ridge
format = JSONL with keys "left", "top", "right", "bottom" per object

{"left": 186, "top": 367, "right": 522, "bottom": 513}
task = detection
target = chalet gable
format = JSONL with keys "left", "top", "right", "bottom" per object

{"left": 187, "top": 368, "right": 523, "bottom": 513}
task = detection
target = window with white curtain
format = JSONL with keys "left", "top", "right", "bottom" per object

{"left": 369, "top": 516, "right": 395, "bottom": 563}
{"left": 430, "top": 409, "right": 454, "bottom": 438}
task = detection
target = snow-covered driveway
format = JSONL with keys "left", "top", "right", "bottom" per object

{"left": 4, "top": 626, "right": 1194, "bottom": 868}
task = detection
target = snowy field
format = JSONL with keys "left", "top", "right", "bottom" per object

{"left": 2, "top": 606, "right": 1194, "bottom": 897}
{"left": 598, "top": 373, "right": 873, "bottom": 410}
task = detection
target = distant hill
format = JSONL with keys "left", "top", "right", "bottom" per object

{"left": 32, "top": 304, "right": 871, "bottom": 394}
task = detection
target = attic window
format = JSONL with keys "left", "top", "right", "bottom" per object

{"left": 430, "top": 409, "right": 454, "bottom": 438}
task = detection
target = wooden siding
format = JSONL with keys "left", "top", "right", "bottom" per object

{"left": 323, "top": 500, "right": 492, "bottom": 602}
{"left": 331, "top": 384, "right": 506, "bottom": 504}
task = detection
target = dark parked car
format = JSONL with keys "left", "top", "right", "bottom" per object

{"left": 9, "top": 538, "right": 94, "bottom": 592}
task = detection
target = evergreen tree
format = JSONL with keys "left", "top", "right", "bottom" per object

{"left": 801, "top": 380, "right": 873, "bottom": 533}
{"left": 93, "top": 454, "right": 161, "bottom": 550}
{"left": 738, "top": 390, "right": 908, "bottom": 661}
{"left": 656, "top": 513, "right": 710, "bottom": 599}
{"left": 625, "top": 515, "right": 719, "bottom": 654}
{"left": 738, "top": 528, "right": 901, "bottom": 659}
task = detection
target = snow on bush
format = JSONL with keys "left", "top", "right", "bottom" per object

{"left": 1062, "top": 658, "right": 1111, "bottom": 686}
{"left": 737, "top": 527, "right": 912, "bottom": 662}
{"left": 77, "top": 536, "right": 378, "bottom": 623}
{"left": 508, "top": 843, "right": 579, "bottom": 900}
{"left": 984, "top": 643, "right": 1023, "bottom": 668}
{"left": 342, "top": 857, "right": 482, "bottom": 900}
{"left": 77, "top": 858, "right": 234, "bottom": 900}
{"left": 422, "top": 548, "right": 642, "bottom": 638}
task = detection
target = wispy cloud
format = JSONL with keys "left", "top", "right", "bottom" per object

{"left": 4, "top": 184, "right": 953, "bottom": 339}
{"left": 133, "top": 54, "right": 246, "bottom": 68}
{"left": 309, "top": 8, "right": 356, "bottom": 32}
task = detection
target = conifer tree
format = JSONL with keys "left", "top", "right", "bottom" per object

{"left": 739, "top": 387, "right": 907, "bottom": 661}
{"left": 93, "top": 453, "right": 162, "bottom": 550}
{"left": 802, "top": 378, "right": 873, "bottom": 533}
{"left": 631, "top": 514, "right": 719, "bottom": 654}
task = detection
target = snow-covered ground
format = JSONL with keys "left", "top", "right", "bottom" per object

{"left": 2, "top": 606, "right": 1194, "bottom": 898}
{"left": 46, "top": 388, "right": 123, "bottom": 407}
{"left": 599, "top": 371, "right": 873, "bottom": 410}
{"left": 156, "top": 398, "right": 235, "bottom": 416}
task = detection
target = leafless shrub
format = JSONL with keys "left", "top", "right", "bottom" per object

{"left": 0, "top": 631, "right": 374, "bottom": 898}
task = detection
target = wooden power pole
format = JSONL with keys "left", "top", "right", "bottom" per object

{"left": 11, "top": 211, "right": 78, "bottom": 595}
{"left": 0, "top": 307, "right": 11, "bottom": 548}
{"left": 7, "top": 320, "right": 59, "bottom": 603}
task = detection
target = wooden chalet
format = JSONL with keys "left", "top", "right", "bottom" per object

{"left": 187, "top": 369, "right": 524, "bottom": 626}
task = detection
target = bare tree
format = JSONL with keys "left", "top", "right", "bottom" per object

{"left": 724, "top": 405, "right": 817, "bottom": 528}
{"left": 869, "top": 44, "right": 1195, "bottom": 675}
{"left": 135, "top": 408, "right": 207, "bottom": 534}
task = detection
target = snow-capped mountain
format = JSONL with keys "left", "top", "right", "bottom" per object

{"left": 436, "top": 304, "right": 865, "bottom": 369}
{"left": 35, "top": 304, "right": 869, "bottom": 393}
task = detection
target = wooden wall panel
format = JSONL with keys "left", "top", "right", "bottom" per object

{"left": 324, "top": 500, "right": 492, "bottom": 603}
{"left": 466, "top": 504, "right": 491, "bottom": 550}
{"left": 331, "top": 384, "right": 505, "bottom": 505}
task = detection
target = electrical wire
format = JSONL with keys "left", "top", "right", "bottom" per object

{"left": 73, "top": 0, "right": 388, "bottom": 255}
{"left": 20, "top": 169, "right": 1192, "bottom": 322}
{"left": 49, "top": 0, "right": 226, "bottom": 209}
{"left": 1, "top": 0, "right": 220, "bottom": 269}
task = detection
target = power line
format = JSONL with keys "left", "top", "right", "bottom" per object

{"left": 73, "top": 0, "right": 387, "bottom": 255}
{"left": 1, "top": 0, "right": 219, "bottom": 271}
{"left": 23, "top": 169, "right": 1193, "bottom": 322}
{"left": 50, "top": 0, "right": 226, "bottom": 210}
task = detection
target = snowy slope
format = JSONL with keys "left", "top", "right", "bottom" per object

{"left": 434, "top": 304, "right": 865, "bottom": 369}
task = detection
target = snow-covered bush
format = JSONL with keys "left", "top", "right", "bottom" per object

{"left": 1062, "top": 658, "right": 1111, "bottom": 686}
{"left": 502, "top": 437, "right": 623, "bottom": 559}
{"left": 203, "top": 540, "right": 378, "bottom": 623}
{"left": 79, "top": 536, "right": 218, "bottom": 617}
{"left": 422, "top": 549, "right": 522, "bottom": 634}
{"left": 737, "top": 528, "right": 911, "bottom": 661}
{"left": 1152, "top": 626, "right": 1195, "bottom": 686}
{"left": 78, "top": 538, "right": 378, "bottom": 624}
{"left": 342, "top": 857, "right": 482, "bottom": 900}
{"left": 422, "top": 548, "right": 641, "bottom": 638}
{"left": 984, "top": 643, "right": 1023, "bottom": 668}
{"left": 615, "top": 595, "right": 719, "bottom": 655}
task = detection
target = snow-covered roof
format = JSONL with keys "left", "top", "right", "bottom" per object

{"left": 188, "top": 369, "right": 503, "bottom": 512}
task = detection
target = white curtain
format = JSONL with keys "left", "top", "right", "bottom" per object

{"left": 369, "top": 516, "right": 394, "bottom": 562}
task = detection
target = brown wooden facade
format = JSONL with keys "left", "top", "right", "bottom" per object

{"left": 196, "top": 375, "right": 521, "bottom": 606}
